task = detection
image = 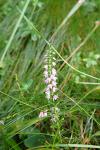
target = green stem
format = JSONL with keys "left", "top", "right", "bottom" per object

{"left": 0, "top": 0, "right": 31, "bottom": 63}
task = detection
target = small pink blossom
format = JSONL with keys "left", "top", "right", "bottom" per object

{"left": 48, "top": 84, "right": 53, "bottom": 89}
{"left": 45, "top": 89, "right": 50, "bottom": 95}
{"left": 44, "top": 51, "right": 58, "bottom": 101}
{"left": 50, "top": 75, "right": 57, "bottom": 81}
{"left": 39, "top": 111, "right": 47, "bottom": 118}
{"left": 45, "top": 87, "right": 50, "bottom": 100}
{"left": 52, "top": 81, "right": 57, "bottom": 87}
{"left": 45, "top": 87, "right": 49, "bottom": 91}
{"left": 47, "top": 78, "right": 51, "bottom": 83}
{"left": 52, "top": 87, "right": 57, "bottom": 92}
{"left": 52, "top": 68, "right": 56, "bottom": 75}
{"left": 45, "top": 79, "right": 49, "bottom": 84}
{"left": 53, "top": 95, "right": 58, "bottom": 101}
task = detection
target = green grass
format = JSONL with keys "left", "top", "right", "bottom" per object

{"left": 0, "top": 0, "right": 100, "bottom": 149}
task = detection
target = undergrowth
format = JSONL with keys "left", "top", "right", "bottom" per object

{"left": 0, "top": 0, "right": 100, "bottom": 149}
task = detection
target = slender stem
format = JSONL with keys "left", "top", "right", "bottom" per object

{"left": 0, "top": 0, "right": 31, "bottom": 63}
{"left": 59, "top": 25, "right": 98, "bottom": 70}
{"left": 50, "top": 0, "right": 85, "bottom": 41}
{"left": 18, "top": 9, "right": 100, "bottom": 81}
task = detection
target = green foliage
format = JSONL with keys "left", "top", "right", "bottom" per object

{"left": 0, "top": 0, "right": 100, "bottom": 149}
{"left": 83, "top": 52, "right": 100, "bottom": 68}
{"left": 24, "top": 128, "right": 46, "bottom": 148}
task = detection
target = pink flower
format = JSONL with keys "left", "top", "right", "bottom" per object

{"left": 52, "top": 68, "right": 57, "bottom": 75}
{"left": 52, "top": 87, "right": 57, "bottom": 93}
{"left": 52, "top": 81, "right": 57, "bottom": 87}
{"left": 45, "top": 90, "right": 50, "bottom": 95}
{"left": 53, "top": 95, "right": 58, "bottom": 101}
{"left": 45, "top": 79, "right": 48, "bottom": 84}
{"left": 50, "top": 75, "right": 57, "bottom": 81}
{"left": 45, "top": 88, "right": 50, "bottom": 100}
{"left": 44, "top": 51, "right": 58, "bottom": 101}
{"left": 39, "top": 111, "right": 47, "bottom": 118}
{"left": 45, "top": 78, "right": 51, "bottom": 84}
{"left": 48, "top": 84, "right": 52, "bottom": 89}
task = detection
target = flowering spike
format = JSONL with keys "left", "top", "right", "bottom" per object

{"left": 43, "top": 48, "right": 58, "bottom": 101}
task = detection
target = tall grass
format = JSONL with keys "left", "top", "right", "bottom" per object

{"left": 0, "top": 0, "right": 100, "bottom": 149}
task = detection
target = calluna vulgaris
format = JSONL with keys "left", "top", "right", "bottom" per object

{"left": 39, "top": 48, "right": 58, "bottom": 118}
{"left": 44, "top": 48, "right": 58, "bottom": 101}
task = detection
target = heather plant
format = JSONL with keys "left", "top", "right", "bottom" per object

{"left": 0, "top": 0, "right": 100, "bottom": 150}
